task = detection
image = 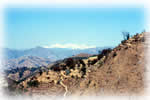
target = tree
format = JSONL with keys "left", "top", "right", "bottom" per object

{"left": 27, "top": 80, "right": 39, "bottom": 87}
{"left": 122, "top": 31, "right": 130, "bottom": 40}
{"left": 98, "top": 48, "right": 112, "bottom": 60}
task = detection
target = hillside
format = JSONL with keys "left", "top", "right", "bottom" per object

{"left": 3, "top": 56, "right": 52, "bottom": 69}
{"left": 72, "top": 53, "right": 92, "bottom": 58}
{"left": 5, "top": 33, "right": 145, "bottom": 96}
{"left": 3, "top": 47, "right": 110, "bottom": 60}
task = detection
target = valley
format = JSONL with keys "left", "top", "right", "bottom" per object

{"left": 4, "top": 32, "right": 146, "bottom": 96}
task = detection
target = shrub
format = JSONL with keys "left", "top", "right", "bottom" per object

{"left": 51, "top": 63, "right": 63, "bottom": 71}
{"left": 98, "top": 60, "right": 103, "bottom": 67}
{"left": 81, "top": 66, "right": 86, "bottom": 76}
{"left": 121, "top": 40, "right": 126, "bottom": 44}
{"left": 65, "top": 69, "right": 70, "bottom": 75}
{"left": 112, "top": 52, "right": 117, "bottom": 57}
{"left": 141, "top": 37, "right": 145, "bottom": 42}
{"left": 39, "top": 70, "right": 43, "bottom": 75}
{"left": 90, "top": 59, "right": 98, "bottom": 65}
{"left": 101, "top": 48, "right": 112, "bottom": 55}
{"left": 98, "top": 48, "right": 112, "bottom": 60}
{"left": 27, "top": 80, "right": 39, "bottom": 87}
{"left": 79, "top": 59, "right": 86, "bottom": 66}
{"left": 65, "top": 58, "right": 75, "bottom": 69}
{"left": 97, "top": 53, "right": 103, "bottom": 60}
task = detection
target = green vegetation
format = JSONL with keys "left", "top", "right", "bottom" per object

{"left": 27, "top": 80, "right": 40, "bottom": 87}
{"left": 98, "top": 48, "right": 112, "bottom": 60}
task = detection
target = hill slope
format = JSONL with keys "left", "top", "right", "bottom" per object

{"left": 3, "top": 47, "right": 111, "bottom": 60}
{"left": 5, "top": 33, "right": 145, "bottom": 96}
{"left": 3, "top": 56, "right": 52, "bottom": 69}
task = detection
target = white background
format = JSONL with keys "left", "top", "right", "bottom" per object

{"left": 0, "top": 0, "right": 150, "bottom": 100}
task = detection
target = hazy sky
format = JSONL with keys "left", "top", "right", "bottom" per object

{"left": 4, "top": 7, "right": 145, "bottom": 49}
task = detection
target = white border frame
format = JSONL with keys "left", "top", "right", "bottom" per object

{"left": 0, "top": 0, "right": 150, "bottom": 100}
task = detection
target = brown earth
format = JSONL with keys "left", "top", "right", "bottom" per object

{"left": 72, "top": 53, "right": 92, "bottom": 58}
{"left": 6, "top": 32, "right": 146, "bottom": 96}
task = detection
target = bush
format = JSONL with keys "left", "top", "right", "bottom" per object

{"left": 81, "top": 66, "right": 86, "bottom": 76}
{"left": 121, "top": 40, "right": 126, "bottom": 44}
{"left": 90, "top": 59, "right": 98, "bottom": 65}
{"left": 112, "top": 52, "right": 117, "bottom": 57}
{"left": 141, "top": 37, "right": 145, "bottom": 42}
{"left": 79, "top": 59, "right": 86, "bottom": 66}
{"left": 98, "top": 48, "right": 112, "bottom": 60}
{"left": 97, "top": 54, "right": 103, "bottom": 60}
{"left": 27, "top": 80, "right": 39, "bottom": 87}
{"left": 98, "top": 60, "right": 103, "bottom": 67}
{"left": 65, "top": 58, "right": 75, "bottom": 69}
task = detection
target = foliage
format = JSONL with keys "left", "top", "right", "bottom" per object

{"left": 65, "top": 58, "right": 75, "bottom": 68}
{"left": 98, "top": 60, "right": 103, "bottom": 67}
{"left": 27, "top": 80, "right": 39, "bottom": 87}
{"left": 112, "top": 52, "right": 117, "bottom": 57}
{"left": 98, "top": 48, "right": 112, "bottom": 60}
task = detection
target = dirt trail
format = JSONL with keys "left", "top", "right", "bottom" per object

{"left": 60, "top": 81, "right": 68, "bottom": 97}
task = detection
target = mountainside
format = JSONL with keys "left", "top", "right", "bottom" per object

{"left": 5, "top": 33, "right": 145, "bottom": 96}
{"left": 72, "top": 53, "right": 92, "bottom": 58}
{"left": 3, "top": 56, "right": 52, "bottom": 70}
{"left": 3, "top": 56, "right": 52, "bottom": 82}
{"left": 3, "top": 47, "right": 111, "bottom": 60}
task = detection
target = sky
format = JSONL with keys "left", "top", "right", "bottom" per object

{"left": 4, "top": 7, "right": 145, "bottom": 49}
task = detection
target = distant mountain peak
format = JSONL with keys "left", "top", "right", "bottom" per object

{"left": 3, "top": 46, "right": 111, "bottom": 61}
{"left": 42, "top": 43, "right": 96, "bottom": 49}
{"left": 35, "top": 46, "right": 44, "bottom": 49}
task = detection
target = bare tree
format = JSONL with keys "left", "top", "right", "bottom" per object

{"left": 122, "top": 31, "right": 130, "bottom": 40}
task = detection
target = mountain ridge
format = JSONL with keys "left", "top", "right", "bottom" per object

{"left": 5, "top": 32, "right": 146, "bottom": 96}
{"left": 3, "top": 56, "right": 52, "bottom": 70}
{"left": 3, "top": 46, "right": 113, "bottom": 60}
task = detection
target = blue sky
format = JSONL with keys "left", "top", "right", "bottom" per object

{"left": 4, "top": 7, "right": 145, "bottom": 49}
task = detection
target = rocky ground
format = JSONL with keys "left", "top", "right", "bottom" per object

{"left": 5, "top": 32, "right": 146, "bottom": 97}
